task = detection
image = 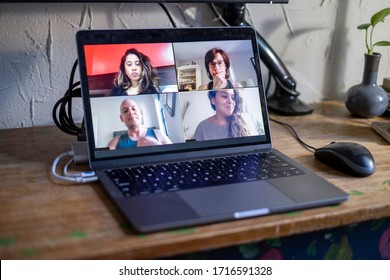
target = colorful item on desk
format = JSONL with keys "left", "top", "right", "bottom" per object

{"left": 167, "top": 218, "right": 390, "bottom": 260}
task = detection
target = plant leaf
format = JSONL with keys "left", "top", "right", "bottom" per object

{"left": 374, "top": 41, "right": 390, "bottom": 47}
{"left": 357, "top": 23, "right": 371, "bottom": 30}
{"left": 371, "top": 7, "right": 390, "bottom": 27}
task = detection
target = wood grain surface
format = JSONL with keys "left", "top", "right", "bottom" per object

{"left": 1, "top": 101, "right": 389, "bottom": 259}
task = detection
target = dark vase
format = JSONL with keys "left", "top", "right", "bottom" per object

{"left": 345, "top": 53, "right": 389, "bottom": 118}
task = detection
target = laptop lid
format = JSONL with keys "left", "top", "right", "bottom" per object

{"left": 75, "top": 27, "right": 349, "bottom": 233}
{"left": 76, "top": 27, "right": 272, "bottom": 169}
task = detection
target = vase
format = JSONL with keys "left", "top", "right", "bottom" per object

{"left": 345, "top": 53, "right": 389, "bottom": 118}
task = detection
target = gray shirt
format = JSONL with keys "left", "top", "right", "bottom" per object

{"left": 193, "top": 118, "right": 229, "bottom": 141}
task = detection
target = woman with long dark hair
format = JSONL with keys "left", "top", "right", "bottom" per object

{"left": 110, "top": 48, "right": 160, "bottom": 96}
{"left": 193, "top": 89, "right": 251, "bottom": 140}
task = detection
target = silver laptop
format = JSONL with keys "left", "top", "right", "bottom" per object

{"left": 76, "top": 26, "right": 348, "bottom": 233}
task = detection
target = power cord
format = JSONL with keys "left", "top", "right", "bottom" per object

{"left": 52, "top": 59, "right": 86, "bottom": 141}
{"left": 159, "top": 4, "right": 314, "bottom": 153}
{"left": 50, "top": 5, "right": 180, "bottom": 184}
{"left": 52, "top": 4, "right": 179, "bottom": 139}
{"left": 159, "top": 3, "right": 178, "bottom": 28}
{"left": 270, "top": 118, "right": 317, "bottom": 153}
{"left": 209, "top": 3, "right": 231, "bottom": 26}
{"left": 51, "top": 145, "right": 98, "bottom": 184}
{"left": 208, "top": 4, "right": 272, "bottom": 94}
{"left": 52, "top": 6, "right": 304, "bottom": 184}
{"left": 141, "top": 5, "right": 316, "bottom": 155}
{"left": 51, "top": 59, "right": 95, "bottom": 184}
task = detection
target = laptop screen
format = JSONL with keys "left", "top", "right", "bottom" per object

{"left": 76, "top": 27, "right": 271, "bottom": 166}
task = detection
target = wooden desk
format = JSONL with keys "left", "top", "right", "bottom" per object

{"left": 1, "top": 101, "right": 389, "bottom": 260}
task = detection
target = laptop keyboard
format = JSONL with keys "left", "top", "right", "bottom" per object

{"left": 105, "top": 152, "right": 305, "bottom": 197}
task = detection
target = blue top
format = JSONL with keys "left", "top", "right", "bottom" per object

{"left": 116, "top": 128, "right": 158, "bottom": 149}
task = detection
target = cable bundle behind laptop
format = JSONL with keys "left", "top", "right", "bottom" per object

{"left": 52, "top": 59, "right": 86, "bottom": 142}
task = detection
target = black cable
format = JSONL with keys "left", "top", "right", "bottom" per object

{"left": 270, "top": 118, "right": 317, "bottom": 153}
{"left": 52, "top": 59, "right": 85, "bottom": 141}
{"left": 159, "top": 3, "right": 177, "bottom": 28}
{"left": 209, "top": 3, "right": 230, "bottom": 26}
{"left": 52, "top": 4, "right": 175, "bottom": 141}
{"left": 201, "top": 4, "right": 314, "bottom": 153}
{"left": 208, "top": 4, "right": 314, "bottom": 152}
{"left": 265, "top": 71, "right": 273, "bottom": 97}
{"left": 53, "top": 4, "right": 176, "bottom": 141}
{"left": 209, "top": 3, "right": 276, "bottom": 99}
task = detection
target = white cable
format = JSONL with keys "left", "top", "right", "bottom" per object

{"left": 63, "top": 157, "right": 95, "bottom": 178}
{"left": 51, "top": 151, "right": 98, "bottom": 184}
{"left": 63, "top": 157, "right": 77, "bottom": 177}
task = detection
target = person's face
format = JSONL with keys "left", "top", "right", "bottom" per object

{"left": 120, "top": 99, "right": 141, "bottom": 128}
{"left": 124, "top": 53, "right": 142, "bottom": 83}
{"left": 212, "top": 90, "right": 235, "bottom": 117}
{"left": 208, "top": 52, "right": 226, "bottom": 78}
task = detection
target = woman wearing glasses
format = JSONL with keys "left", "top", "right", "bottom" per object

{"left": 198, "top": 48, "right": 242, "bottom": 90}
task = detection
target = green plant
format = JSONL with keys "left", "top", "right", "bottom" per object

{"left": 357, "top": 7, "right": 390, "bottom": 55}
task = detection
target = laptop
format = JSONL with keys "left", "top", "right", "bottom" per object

{"left": 76, "top": 26, "right": 348, "bottom": 233}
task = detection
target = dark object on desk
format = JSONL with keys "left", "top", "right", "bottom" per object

{"left": 251, "top": 26, "right": 314, "bottom": 116}
{"left": 345, "top": 53, "right": 389, "bottom": 118}
{"left": 314, "top": 142, "right": 375, "bottom": 177}
{"left": 219, "top": 3, "right": 313, "bottom": 116}
{"left": 371, "top": 121, "right": 390, "bottom": 143}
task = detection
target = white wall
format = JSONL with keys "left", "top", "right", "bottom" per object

{"left": 1, "top": 1, "right": 390, "bottom": 129}
{"left": 248, "top": 0, "right": 390, "bottom": 103}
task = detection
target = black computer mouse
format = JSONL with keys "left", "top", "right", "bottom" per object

{"left": 314, "top": 142, "right": 375, "bottom": 177}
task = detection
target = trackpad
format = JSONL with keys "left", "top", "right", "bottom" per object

{"left": 179, "top": 181, "right": 295, "bottom": 217}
